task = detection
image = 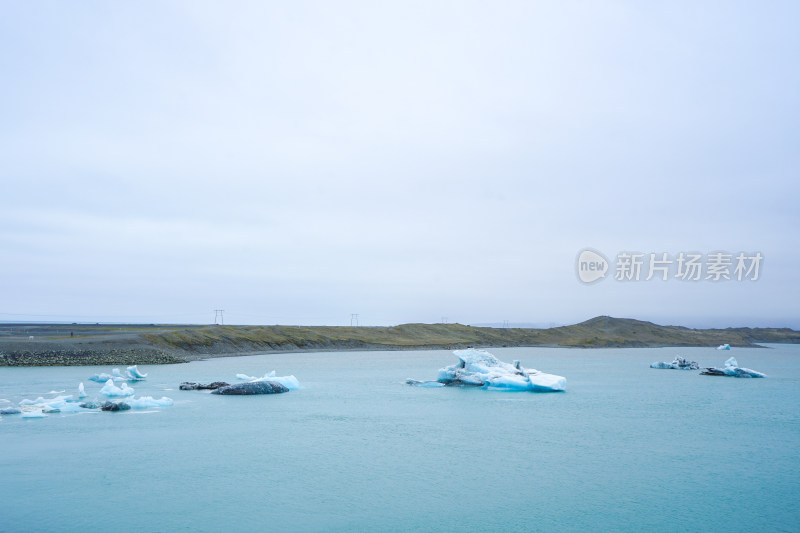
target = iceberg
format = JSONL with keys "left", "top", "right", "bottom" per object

{"left": 236, "top": 371, "right": 302, "bottom": 391}
{"left": 21, "top": 409, "right": 47, "bottom": 418}
{"left": 179, "top": 381, "right": 230, "bottom": 390}
{"left": 212, "top": 381, "right": 289, "bottom": 395}
{"left": 701, "top": 357, "right": 765, "bottom": 378}
{"left": 650, "top": 357, "right": 699, "bottom": 370}
{"left": 717, "top": 344, "right": 731, "bottom": 350}
{"left": 126, "top": 365, "right": 148, "bottom": 380}
{"left": 1, "top": 407, "right": 22, "bottom": 415}
{"left": 78, "top": 382, "right": 86, "bottom": 398}
{"left": 412, "top": 349, "right": 566, "bottom": 392}
{"left": 99, "top": 379, "right": 135, "bottom": 397}
{"left": 127, "top": 396, "right": 174, "bottom": 409}
{"left": 89, "top": 372, "right": 126, "bottom": 383}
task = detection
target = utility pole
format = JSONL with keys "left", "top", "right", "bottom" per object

{"left": 350, "top": 313, "right": 359, "bottom": 327}
{"left": 214, "top": 309, "right": 225, "bottom": 325}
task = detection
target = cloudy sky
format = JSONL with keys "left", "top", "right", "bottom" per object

{"left": 1, "top": 1, "right": 798, "bottom": 327}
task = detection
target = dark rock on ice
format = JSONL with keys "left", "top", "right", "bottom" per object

{"left": 179, "top": 381, "right": 230, "bottom": 390}
{"left": 100, "top": 401, "right": 131, "bottom": 411}
{"left": 211, "top": 381, "right": 289, "bottom": 395}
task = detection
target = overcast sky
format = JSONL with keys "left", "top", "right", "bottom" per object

{"left": 1, "top": 1, "right": 798, "bottom": 328}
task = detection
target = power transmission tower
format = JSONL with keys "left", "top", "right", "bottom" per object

{"left": 214, "top": 309, "right": 225, "bottom": 325}
{"left": 350, "top": 313, "right": 359, "bottom": 327}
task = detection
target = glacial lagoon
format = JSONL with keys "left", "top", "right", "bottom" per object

{"left": 1, "top": 345, "right": 798, "bottom": 532}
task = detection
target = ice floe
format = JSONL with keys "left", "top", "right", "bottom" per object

{"left": 78, "top": 382, "right": 86, "bottom": 398}
{"left": 409, "top": 349, "right": 566, "bottom": 392}
{"left": 717, "top": 344, "right": 731, "bottom": 350}
{"left": 127, "top": 396, "right": 174, "bottom": 409}
{"left": 701, "top": 357, "right": 765, "bottom": 378}
{"left": 99, "top": 379, "right": 135, "bottom": 397}
{"left": 235, "top": 371, "right": 301, "bottom": 391}
{"left": 650, "top": 357, "right": 699, "bottom": 370}
{"left": 21, "top": 409, "right": 47, "bottom": 418}
{"left": 212, "top": 381, "right": 289, "bottom": 395}
{"left": 126, "top": 365, "right": 147, "bottom": 380}
{"left": 89, "top": 371, "right": 126, "bottom": 383}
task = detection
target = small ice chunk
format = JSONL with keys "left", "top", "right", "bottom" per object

{"left": 236, "top": 373, "right": 259, "bottom": 381}
{"left": 99, "top": 379, "right": 135, "bottom": 397}
{"left": 78, "top": 382, "right": 86, "bottom": 398}
{"left": 650, "top": 357, "right": 699, "bottom": 370}
{"left": 21, "top": 409, "right": 47, "bottom": 418}
{"left": 89, "top": 372, "right": 126, "bottom": 383}
{"left": 126, "top": 365, "right": 148, "bottom": 380}
{"left": 405, "top": 379, "right": 445, "bottom": 388}
{"left": 1, "top": 407, "right": 22, "bottom": 415}
{"left": 717, "top": 344, "right": 731, "bottom": 350}
{"left": 127, "top": 396, "right": 174, "bottom": 409}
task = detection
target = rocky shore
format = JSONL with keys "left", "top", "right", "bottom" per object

{"left": 1, "top": 316, "right": 798, "bottom": 367}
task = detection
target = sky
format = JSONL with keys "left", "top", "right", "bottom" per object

{"left": 1, "top": 1, "right": 798, "bottom": 328}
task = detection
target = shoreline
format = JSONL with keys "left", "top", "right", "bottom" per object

{"left": 1, "top": 317, "right": 798, "bottom": 367}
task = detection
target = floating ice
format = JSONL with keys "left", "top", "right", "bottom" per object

{"left": 99, "top": 379, "right": 135, "bottom": 397}
{"left": 650, "top": 357, "right": 699, "bottom": 370}
{"left": 78, "top": 382, "right": 86, "bottom": 398}
{"left": 411, "top": 349, "right": 566, "bottom": 392}
{"left": 717, "top": 344, "right": 731, "bottom": 350}
{"left": 89, "top": 372, "right": 126, "bottom": 383}
{"left": 701, "top": 357, "right": 765, "bottom": 378}
{"left": 126, "top": 365, "right": 147, "bottom": 380}
{"left": 127, "top": 396, "right": 174, "bottom": 409}
{"left": 21, "top": 409, "right": 47, "bottom": 418}
{"left": 405, "top": 379, "right": 445, "bottom": 388}
{"left": 237, "top": 371, "right": 302, "bottom": 391}
{"left": 212, "top": 381, "right": 289, "bottom": 395}
{"left": 1, "top": 407, "right": 21, "bottom": 415}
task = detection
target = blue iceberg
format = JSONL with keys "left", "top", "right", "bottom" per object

{"left": 717, "top": 344, "right": 731, "bottom": 350}
{"left": 410, "top": 349, "right": 566, "bottom": 392}
{"left": 99, "top": 379, "right": 135, "bottom": 397}
{"left": 701, "top": 357, "right": 765, "bottom": 378}
{"left": 650, "top": 357, "right": 699, "bottom": 370}
{"left": 126, "top": 365, "right": 148, "bottom": 381}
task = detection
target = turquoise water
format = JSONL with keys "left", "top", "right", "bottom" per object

{"left": 1, "top": 346, "right": 798, "bottom": 532}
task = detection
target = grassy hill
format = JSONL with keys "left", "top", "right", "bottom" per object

{"left": 1, "top": 316, "right": 798, "bottom": 365}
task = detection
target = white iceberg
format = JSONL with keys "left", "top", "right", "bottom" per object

{"left": 99, "top": 379, "right": 135, "bottom": 397}
{"left": 127, "top": 396, "right": 174, "bottom": 409}
{"left": 717, "top": 344, "right": 731, "bottom": 350}
{"left": 78, "top": 382, "right": 86, "bottom": 398}
{"left": 237, "top": 371, "right": 302, "bottom": 391}
{"left": 21, "top": 409, "right": 47, "bottom": 418}
{"left": 89, "top": 372, "right": 126, "bottom": 383}
{"left": 126, "top": 365, "right": 148, "bottom": 380}
{"left": 416, "top": 349, "right": 566, "bottom": 392}
{"left": 650, "top": 357, "right": 699, "bottom": 370}
{"left": 701, "top": 357, "right": 765, "bottom": 378}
